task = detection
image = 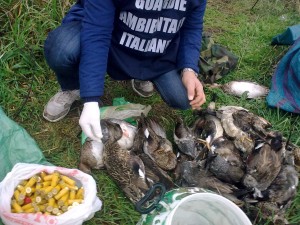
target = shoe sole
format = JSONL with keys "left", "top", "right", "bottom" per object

{"left": 42, "top": 107, "right": 71, "bottom": 122}
{"left": 131, "top": 80, "right": 154, "bottom": 98}
{"left": 42, "top": 99, "right": 80, "bottom": 122}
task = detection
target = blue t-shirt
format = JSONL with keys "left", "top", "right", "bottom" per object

{"left": 62, "top": 0, "right": 207, "bottom": 99}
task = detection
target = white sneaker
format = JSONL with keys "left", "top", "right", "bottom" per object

{"left": 131, "top": 79, "right": 155, "bottom": 97}
{"left": 43, "top": 90, "right": 80, "bottom": 122}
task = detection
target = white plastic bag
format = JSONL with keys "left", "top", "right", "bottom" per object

{"left": 0, "top": 163, "right": 102, "bottom": 225}
{"left": 100, "top": 103, "right": 152, "bottom": 120}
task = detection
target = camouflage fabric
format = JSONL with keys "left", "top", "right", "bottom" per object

{"left": 198, "top": 33, "right": 239, "bottom": 84}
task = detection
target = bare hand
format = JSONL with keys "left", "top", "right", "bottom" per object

{"left": 181, "top": 71, "right": 206, "bottom": 110}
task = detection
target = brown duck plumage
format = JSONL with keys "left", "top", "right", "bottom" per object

{"left": 133, "top": 114, "right": 177, "bottom": 171}
{"left": 243, "top": 132, "right": 284, "bottom": 197}
{"left": 78, "top": 119, "right": 123, "bottom": 174}
{"left": 103, "top": 140, "right": 149, "bottom": 203}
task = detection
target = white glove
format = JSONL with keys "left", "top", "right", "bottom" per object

{"left": 79, "top": 102, "right": 103, "bottom": 142}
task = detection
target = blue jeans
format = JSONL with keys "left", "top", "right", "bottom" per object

{"left": 44, "top": 21, "right": 190, "bottom": 110}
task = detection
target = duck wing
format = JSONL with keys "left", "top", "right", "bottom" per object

{"left": 243, "top": 141, "right": 283, "bottom": 197}
{"left": 139, "top": 153, "right": 174, "bottom": 190}
{"left": 106, "top": 118, "right": 137, "bottom": 149}
{"left": 143, "top": 130, "right": 177, "bottom": 171}
{"left": 103, "top": 141, "right": 149, "bottom": 203}
{"left": 100, "top": 119, "right": 123, "bottom": 143}
{"left": 264, "top": 165, "right": 298, "bottom": 206}
{"left": 216, "top": 106, "right": 255, "bottom": 156}
{"left": 136, "top": 115, "right": 177, "bottom": 171}
{"left": 79, "top": 138, "right": 105, "bottom": 174}
{"left": 174, "top": 117, "right": 198, "bottom": 159}
{"left": 208, "top": 137, "right": 245, "bottom": 183}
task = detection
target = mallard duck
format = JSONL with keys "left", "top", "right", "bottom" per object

{"left": 216, "top": 106, "right": 255, "bottom": 156}
{"left": 175, "top": 102, "right": 224, "bottom": 160}
{"left": 133, "top": 114, "right": 177, "bottom": 171}
{"left": 78, "top": 119, "right": 123, "bottom": 174}
{"left": 201, "top": 114, "right": 224, "bottom": 145}
{"left": 107, "top": 118, "right": 137, "bottom": 149}
{"left": 231, "top": 109, "right": 272, "bottom": 139}
{"left": 103, "top": 140, "right": 150, "bottom": 203}
{"left": 263, "top": 164, "right": 298, "bottom": 206}
{"left": 282, "top": 136, "right": 300, "bottom": 170}
{"left": 243, "top": 131, "right": 284, "bottom": 198}
{"left": 79, "top": 138, "right": 105, "bottom": 174}
{"left": 247, "top": 201, "right": 288, "bottom": 225}
{"left": 248, "top": 165, "right": 298, "bottom": 225}
{"left": 138, "top": 153, "right": 174, "bottom": 190}
{"left": 208, "top": 137, "right": 245, "bottom": 183}
{"left": 176, "top": 161, "right": 232, "bottom": 192}
{"left": 100, "top": 119, "right": 124, "bottom": 143}
{"left": 173, "top": 117, "right": 200, "bottom": 159}
{"left": 197, "top": 111, "right": 224, "bottom": 158}
{"left": 294, "top": 146, "right": 300, "bottom": 170}
{"left": 176, "top": 160, "right": 244, "bottom": 207}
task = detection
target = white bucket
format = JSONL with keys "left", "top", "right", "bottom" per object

{"left": 137, "top": 187, "right": 252, "bottom": 225}
{"left": 165, "top": 193, "right": 252, "bottom": 225}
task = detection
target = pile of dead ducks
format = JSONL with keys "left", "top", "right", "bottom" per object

{"left": 79, "top": 104, "right": 299, "bottom": 224}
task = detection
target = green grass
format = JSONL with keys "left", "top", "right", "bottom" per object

{"left": 0, "top": 0, "right": 300, "bottom": 224}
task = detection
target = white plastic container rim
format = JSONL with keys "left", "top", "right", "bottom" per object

{"left": 165, "top": 192, "right": 252, "bottom": 225}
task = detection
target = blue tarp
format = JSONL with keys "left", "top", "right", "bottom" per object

{"left": 271, "top": 24, "right": 300, "bottom": 45}
{"left": 267, "top": 24, "right": 300, "bottom": 114}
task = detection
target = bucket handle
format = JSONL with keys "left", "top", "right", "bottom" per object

{"left": 135, "top": 183, "right": 166, "bottom": 214}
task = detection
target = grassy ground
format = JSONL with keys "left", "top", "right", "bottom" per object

{"left": 1, "top": 0, "right": 300, "bottom": 224}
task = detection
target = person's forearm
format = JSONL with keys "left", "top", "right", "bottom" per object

{"left": 79, "top": 0, "right": 116, "bottom": 99}
{"left": 177, "top": 0, "right": 207, "bottom": 73}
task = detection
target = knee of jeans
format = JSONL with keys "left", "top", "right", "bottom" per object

{"left": 166, "top": 97, "right": 190, "bottom": 110}
{"left": 44, "top": 30, "right": 80, "bottom": 70}
{"left": 173, "top": 102, "right": 191, "bottom": 110}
